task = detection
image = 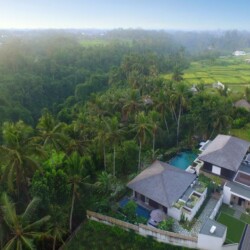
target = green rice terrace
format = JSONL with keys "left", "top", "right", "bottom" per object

{"left": 163, "top": 56, "right": 250, "bottom": 93}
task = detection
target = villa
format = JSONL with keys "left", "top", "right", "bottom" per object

{"left": 127, "top": 160, "right": 207, "bottom": 221}
{"left": 126, "top": 134, "right": 250, "bottom": 250}
{"left": 233, "top": 50, "right": 246, "bottom": 56}
{"left": 198, "top": 134, "right": 250, "bottom": 209}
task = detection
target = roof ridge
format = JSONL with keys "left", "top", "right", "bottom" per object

{"left": 160, "top": 173, "right": 170, "bottom": 207}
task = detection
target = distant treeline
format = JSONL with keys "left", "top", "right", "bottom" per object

{"left": 0, "top": 31, "right": 188, "bottom": 125}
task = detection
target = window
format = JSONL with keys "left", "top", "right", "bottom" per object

{"left": 212, "top": 165, "right": 221, "bottom": 175}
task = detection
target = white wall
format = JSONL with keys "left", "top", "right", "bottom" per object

{"left": 223, "top": 184, "right": 231, "bottom": 205}
{"left": 168, "top": 206, "right": 181, "bottom": 221}
{"left": 210, "top": 194, "right": 223, "bottom": 220}
{"left": 198, "top": 229, "right": 226, "bottom": 250}
{"left": 183, "top": 188, "right": 207, "bottom": 221}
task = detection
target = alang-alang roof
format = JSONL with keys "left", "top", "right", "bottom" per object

{"left": 198, "top": 134, "right": 250, "bottom": 172}
{"left": 127, "top": 160, "right": 196, "bottom": 208}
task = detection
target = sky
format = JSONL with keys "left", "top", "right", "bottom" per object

{"left": 0, "top": 0, "right": 250, "bottom": 30}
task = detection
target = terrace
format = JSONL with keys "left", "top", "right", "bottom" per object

{"left": 172, "top": 181, "right": 207, "bottom": 221}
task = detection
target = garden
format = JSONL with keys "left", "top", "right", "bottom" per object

{"left": 216, "top": 212, "right": 246, "bottom": 243}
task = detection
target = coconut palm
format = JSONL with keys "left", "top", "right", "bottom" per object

{"left": 1, "top": 193, "right": 50, "bottom": 250}
{"left": 104, "top": 116, "right": 125, "bottom": 176}
{"left": 148, "top": 110, "right": 160, "bottom": 159}
{"left": 0, "top": 121, "right": 45, "bottom": 197}
{"left": 122, "top": 89, "right": 143, "bottom": 122}
{"left": 132, "top": 112, "right": 152, "bottom": 171}
{"left": 154, "top": 88, "right": 170, "bottom": 133}
{"left": 35, "top": 110, "right": 68, "bottom": 152}
{"left": 170, "top": 84, "right": 188, "bottom": 145}
{"left": 66, "top": 152, "right": 90, "bottom": 232}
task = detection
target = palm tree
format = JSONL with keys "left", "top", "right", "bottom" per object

{"left": 94, "top": 117, "right": 109, "bottom": 171}
{"left": 132, "top": 112, "right": 152, "bottom": 171}
{"left": 1, "top": 193, "right": 50, "bottom": 250}
{"left": 0, "top": 121, "right": 45, "bottom": 197}
{"left": 148, "top": 110, "right": 160, "bottom": 159}
{"left": 66, "top": 152, "right": 89, "bottom": 232}
{"left": 95, "top": 171, "right": 114, "bottom": 195}
{"left": 104, "top": 117, "right": 125, "bottom": 176}
{"left": 122, "top": 90, "right": 142, "bottom": 122}
{"left": 48, "top": 205, "right": 67, "bottom": 250}
{"left": 35, "top": 110, "right": 68, "bottom": 152}
{"left": 170, "top": 84, "right": 188, "bottom": 145}
{"left": 154, "top": 87, "right": 170, "bottom": 133}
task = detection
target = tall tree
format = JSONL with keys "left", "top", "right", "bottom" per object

{"left": 66, "top": 152, "right": 89, "bottom": 232}
{"left": 35, "top": 110, "right": 68, "bottom": 152}
{"left": 1, "top": 193, "right": 50, "bottom": 250}
{"left": 170, "top": 84, "right": 188, "bottom": 145}
{"left": 148, "top": 110, "right": 160, "bottom": 159}
{"left": 132, "top": 112, "right": 152, "bottom": 171}
{"left": 0, "top": 121, "right": 44, "bottom": 197}
{"left": 104, "top": 117, "right": 125, "bottom": 176}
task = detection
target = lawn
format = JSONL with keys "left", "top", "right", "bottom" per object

{"left": 240, "top": 213, "right": 250, "bottom": 224}
{"left": 217, "top": 212, "right": 246, "bottom": 243}
{"left": 220, "top": 204, "right": 235, "bottom": 216}
{"left": 64, "top": 220, "right": 189, "bottom": 250}
{"left": 230, "top": 123, "right": 250, "bottom": 141}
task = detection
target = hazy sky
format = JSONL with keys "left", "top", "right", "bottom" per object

{"left": 0, "top": 0, "right": 249, "bottom": 30}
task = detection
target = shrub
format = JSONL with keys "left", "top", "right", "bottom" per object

{"left": 158, "top": 218, "right": 174, "bottom": 232}
{"left": 123, "top": 200, "right": 137, "bottom": 223}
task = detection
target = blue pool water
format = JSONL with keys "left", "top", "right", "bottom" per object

{"left": 169, "top": 151, "right": 197, "bottom": 170}
{"left": 119, "top": 197, "right": 150, "bottom": 219}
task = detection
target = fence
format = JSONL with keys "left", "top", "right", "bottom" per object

{"left": 87, "top": 210, "right": 198, "bottom": 249}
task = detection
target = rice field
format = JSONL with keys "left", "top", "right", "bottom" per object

{"left": 163, "top": 56, "right": 250, "bottom": 93}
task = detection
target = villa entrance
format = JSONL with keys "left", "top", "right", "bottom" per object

{"left": 238, "top": 197, "right": 245, "bottom": 206}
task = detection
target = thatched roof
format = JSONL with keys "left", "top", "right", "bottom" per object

{"left": 198, "top": 134, "right": 250, "bottom": 172}
{"left": 234, "top": 99, "right": 250, "bottom": 111}
{"left": 127, "top": 160, "right": 196, "bottom": 208}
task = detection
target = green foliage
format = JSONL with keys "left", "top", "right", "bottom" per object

{"left": 64, "top": 220, "right": 186, "bottom": 250}
{"left": 158, "top": 218, "right": 174, "bottom": 231}
{"left": 1, "top": 30, "right": 250, "bottom": 249}
{"left": 232, "top": 117, "right": 248, "bottom": 129}
{"left": 31, "top": 155, "right": 70, "bottom": 207}
{"left": 1, "top": 193, "right": 51, "bottom": 250}
{"left": 123, "top": 200, "right": 137, "bottom": 223}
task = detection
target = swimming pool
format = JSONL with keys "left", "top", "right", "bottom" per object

{"left": 169, "top": 151, "right": 197, "bottom": 170}
{"left": 119, "top": 197, "right": 150, "bottom": 219}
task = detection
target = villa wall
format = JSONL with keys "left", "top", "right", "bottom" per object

{"left": 210, "top": 194, "right": 223, "bottom": 220}
{"left": 86, "top": 210, "right": 198, "bottom": 249}
{"left": 223, "top": 184, "right": 231, "bottom": 204}
{"left": 198, "top": 230, "right": 226, "bottom": 250}
{"left": 168, "top": 206, "right": 181, "bottom": 221}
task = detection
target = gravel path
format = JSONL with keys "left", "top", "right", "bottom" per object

{"left": 173, "top": 197, "right": 218, "bottom": 237}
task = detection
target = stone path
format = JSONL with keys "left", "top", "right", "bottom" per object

{"left": 173, "top": 197, "right": 218, "bottom": 237}
{"left": 190, "top": 197, "right": 218, "bottom": 235}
